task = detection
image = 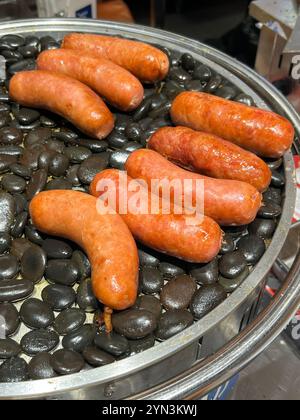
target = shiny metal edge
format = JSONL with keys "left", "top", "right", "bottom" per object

{"left": 0, "top": 19, "right": 297, "bottom": 399}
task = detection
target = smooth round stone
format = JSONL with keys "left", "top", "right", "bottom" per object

{"left": 249, "top": 218, "right": 276, "bottom": 239}
{"left": 8, "top": 59, "right": 36, "bottom": 75}
{"left": 45, "top": 259, "right": 79, "bottom": 286}
{"left": 42, "top": 239, "right": 72, "bottom": 260}
{"left": 237, "top": 234, "right": 266, "bottom": 264}
{"left": 25, "top": 225, "right": 44, "bottom": 245}
{"left": 129, "top": 335, "right": 156, "bottom": 355}
{"left": 2, "top": 34, "right": 25, "bottom": 48}
{"left": 193, "top": 64, "right": 212, "bottom": 82}
{"left": 0, "top": 145, "right": 24, "bottom": 156}
{"left": 11, "top": 211, "right": 28, "bottom": 238}
{"left": 0, "top": 338, "right": 20, "bottom": 359}
{"left": 219, "top": 251, "right": 248, "bottom": 279}
{"left": 271, "top": 170, "right": 285, "bottom": 188}
{"left": 169, "top": 67, "right": 192, "bottom": 84}
{"left": 40, "top": 115, "right": 56, "bottom": 128}
{"left": 0, "top": 127, "right": 23, "bottom": 145}
{"left": 205, "top": 74, "right": 222, "bottom": 93}
{"left": 49, "top": 154, "right": 69, "bottom": 177}
{"left": 20, "top": 298, "right": 54, "bottom": 329}
{"left": 24, "top": 35, "right": 40, "bottom": 48}
{"left": 62, "top": 324, "right": 96, "bottom": 353}
{"left": 71, "top": 250, "right": 91, "bottom": 282}
{"left": 0, "top": 114, "right": 11, "bottom": 129}
{"left": 108, "top": 131, "right": 128, "bottom": 149}
{"left": 216, "top": 85, "right": 237, "bottom": 100}
{"left": 0, "top": 233, "right": 11, "bottom": 254}
{"left": 138, "top": 249, "right": 159, "bottom": 268}
{"left": 161, "top": 275, "right": 197, "bottom": 310}
{"left": 20, "top": 146, "right": 46, "bottom": 171}
{"left": 54, "top": 308, "right": 86, "bottom": 336}
{"left": 0, "top": 302, "right": 19, "bottom": 336}
{"left": 65, "top": 146, "right": 92, "bottom": 163}
{"left": 77, "top": 278, "right": 98, "bottom": 312}
{"left": 223, "top": 225, "right": 248, "bottom": 238}
{"left": 83, "top": 346, "right": 115, "bottom": 366}
{"left": 26, "top": 169, "right": 48, "bottom": 200}
{"left": 0, "top": 155, "right": 17, "bottom": 174}
{"left": 19, "top": 45, "right": 38, "bottom": 58}
{"left": 0, "top": 103, "right": 10, "bottom": 113}
{"left": 10, "top": 238, "right": 33, "bottom": 260}
{"left": 149, "top": 93, "right": 167, "bottom": 110}
{"left": 123, "top": 142, "right": 143, "bottom": 152}
{"left": 258, "top": 202, "right": 282, "bottom": 219}
{"left": 16, "top": 108, "right": 40, "bottom": 125}
{"left": 78, "top": 152, "right": 110, "bottom": 184}
{"left": 13, "top": 193, "right": 28, "bottom": 215}
{"left": 1, "top": 174, "right": 26, "bottom": 194}
{"left": 0, "top": 254, "right": 19, "bottom": 280}
{"left": 73, "top": 138, "right": 108, "bottom": 153}
{"left": 156, "top": 310, "right": 194, "bottom": 340}
{"left": 235, "top": 94, "right": 254, "bottom": 106}
{"left": 0, "top": 192, "right": 15, "bottom": 233}
{"left": 133, "top": 98, "right": 152, "bottom": 121}
{"left": 54, "top": 130, "right": 78, "bottom": 143}
{"left": 2, "top": 49, "right": 22, "bottom": 64}
{"left": 28, "top": 352, "right": 57, "bottom": 380}
{"left": 125, "top": 122, "right": 142, "bottom": 142}
{"left": 266, "top": 158, "right": 283, "bottom": 171}
{"left": 184, "top": 79, "right": 204, "bottom": 92}
{"left": 139, "top": 267, "right": 164, "bottom": 295}
{"left": 112, "top": 309, "right": 157, "bottom": 340}
{"left": 219, "top": 266, "right": 250, "bottom": 293}
{"left": 181, "top": 53, "right": 195, "bottom": 71}
{"left": 21, "top": 329, "right": 59, "bottom": 355}
{"left": 46, "top": 178, "right": 73, "bottom": 190}
{"left": 109, "top": 151, "right": 131, "bottom": 170}
{"left": 263, "top": 188, "right": 282, "bottom": 205}
{"left": 42, "top": 284, "right": 76, "bottom": 311}
{"left": 66, "top": 165, "right": 81, "bottom": 186}
{"left": 94, "top": 331, "right": 129, "bottom": 357}
{"left": 159, "top": 262, "right": 185, "bottom": 278}
{"left": 134, "top": 295, "right": 162, "bottom": 320}
{"left": 20, "top": 244, "right": 46, "bottom": 284}
{"left": 148, "top": 102, "right": 171, "bottom": 119}
{"left": 38, "top": 150, "right": 56, "bottom": 170}
{"left": 220, "top": 234, "right": 236, "bottom": 254}
{"left": 51, "top": 349, "right": 85, "bottom": 375}
{"left": 24, "top": 127, "right": 52, "bottom": 148}
{"left": 46, "top": 139, "right": 65, "bottom": 154}
{"left": 0, "top": 357, "right": 28, "bottom": 383}
{"left": 190, "top": 284, "right": 227, "bottom": 319}
{"left": 9, "top": 163, "right": 31, "bottom": 179}
{"left": 190, "top": 259, "right": 218, "bottom": 285}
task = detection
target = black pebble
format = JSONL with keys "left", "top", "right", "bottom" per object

{"left": 77, "top": 278, "right": 98, "bottom": 313}
{"left": 26, "top": 169, "right": 48, "bottom": 200}
{"left": 0, "top": 357, "right": 28, "bottom": 383}
{"left": 205, "top": 74, "right": 222, "bottom": 93}
{"left": 0, "top": 233, "right": 11, "bottom": 254}
{"left": 160, "top": 275, "right": 197, "bottom": 310}
{"left": 181, "top": 53, "right": 195, "bottom": 71}
{"left": 0, "top": 127, "right": 23, "bottom": 145}
{"left": 235, "top": 94, "right": 254, "bottom": 106}
{"left": 0, "top": 338, "right": 20, "bottom": 359}
{"left": 83, "top": 346, "right": 115, "bottom": 366}
{"left": 271, "top": 170, "right": 285, "bottom": 188}
{"left": 21, "top": 329, "right": 59, "bottom": 355}
{"left": 51, "top": 349, "right": 85, "bottom": 375}
{"left": 11, "top": 211, "right": 28, "bottom": 238}
{"left": 49, "top": 154, "right": 69, "bottom": 177}
{"left": 219, "top": 251, "right": 248, "bottom": 279}
{"left": 159, "top": 262, "right": 185, "bottom": 278}
{"left": 94, "top": 331, "right": 129, "bottom": 357}
{"left": 20, "top": 298, "right": 54, "bottom": 329}
{"left": 109, "top": 150, "right": 131, "bottom": 170}
{"left": 0, "top": 302, "right": 19, "bottom": 336}
{"left": 169, "top": 67, "right": 192, "bottom": 84}
{"left": 64, "top": 146, "right": 92, "bottom": 164}
{"left": 45, "top": 259, "right": 79, "bottom": 286}
{"left": 129, "top": 335, "right": 156, "bottom": 355}
{"left": 219, "top": 266, "right": 250, "bottom": 293}
{"left": 28, "top": 352, "right": 57, "bottom": 380}
{"left": 112, "top": 309, "right": 157, "bottom": 340}
{"left": 0, "top": 192, "right": 15, "bottom": 233}
{"left": 216, "top": 85, "right": 237, "bottom": 100}
{"left": 125, "top": 122, "right": 142, "bottom": 142}
{"left": 258, "top": 202, "right": 282, "bottom": 219}
{"left": 46, "top": 178, "right": 72, "bottom": 190}
{"left": 220, "top": 234, "right": 235, "bottom": 254}
{"left": 138, "top": 249, "right": 159, "bottom": 268}
{"left": 54, "top": 308, "right": 86, "bottom": 336}
{"left": 193, "top": 65, "right": 212, "bottom": 82}
{"left": 237, "top": 234, "right": 266, "bottom": 264}
{"left": 62, "top": 324, "right": 96, "bottom": 353}
{"left": 0, "top": 155, "right": 17, "bottom": 174}
{"left": 263, "top": 188, "right": 282, "bottom": 205}
{"left": 16, "top": 108, "right": 40, "bottom": 125}
{"left": 0, "top": 254, "right": 19, "bottom": 280}
{"left": 249, "top": 218, "right": 276, "bottom": 239}
{"left": 25, "top": 225, "right": 44, "bottom": 245}
{"left": 190, "top": 285, "right": 227, "bottom": 320}
{"left": 139, "top": 267, "right": 164, "bottom": 295}
{"left": 42, "top": 284, "right": 76, "bottom": 311}
{"left": 156, "top": 310, "right": 194, "bottom": 340}
{"left": 9, "top": 163, "right": 31, "bottom": 179}
{"left": 78, "top": 153, "right": 110, "bottom": 184}
{"left": 190, "top": 259, "right": 219, "bottom": 285}
{"left": 134, "top": 295, "right": 162, "bottom": 320}
{"left": 71, "top": 250, "right": 91, "bottom": 282}
{"left": 1, "top": 174, "right": 26, "bottom": 193}
{"left": 42, "top": 238, "right": 72, "bottom": 260}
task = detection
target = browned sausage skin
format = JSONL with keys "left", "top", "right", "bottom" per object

{"left": 37, "top": 49, "right": 144, "bottom": 112}
{"left": 29, "top": 190, "right": 139, "bottom": 311}
{"left": 9, "top": 70, "right": 114, "bottom": 139}
{"left": 149, "top": 126, "right": 272, "bottom": 192}
{"left": 171, "top": 92, "right": 294, "bottom": 158}
{"left": 125, "top": 149, "right": 262, "bottom": 226}
{"left": 62, "top": 33, "right": 170, "bottom": 83}
{"left": 90, "top": 169, "right": 222, "bottom": 263}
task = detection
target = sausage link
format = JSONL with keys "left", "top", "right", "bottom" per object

{"left": 149, "top": 126, "right": 271, "bottom": 192}
{"left": 62, "top": 33, "right": 169, "bottom": 83}
{"left": 171, "top": 92, "right": 294, "bottom": 158}
{"left": 30, "top": 191, "right": 139, "bottom": 310}
{"left": 37, "top": 49, "right": 144, "bottom": 112}
{"left": 125, "top": 149, "right": 262, "bottom": 226}
{"left": 90, "top": 169, "right": 222, "bottom": 263}
{"left": 9, "top": 70, "right": 114, "bottom": 139}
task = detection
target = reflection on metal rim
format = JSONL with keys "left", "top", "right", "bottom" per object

{"left": 0, "top": 19, "right": 298, "bottom": 399}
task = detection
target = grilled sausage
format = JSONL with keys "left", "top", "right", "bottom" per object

{"left": 171, "top": 92, "right": 295, "bottom": 158}
{"left": 62, "top": 33, "right": 170, "bottom": 83}
{"left": 9, "top": 70, "right": 114, "bottom": 139}
{"left": 37, "top": 49, "right": 144, "bottom": 112}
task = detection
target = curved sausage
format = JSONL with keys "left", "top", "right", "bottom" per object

{"left": 37, "top": 49, "right": 144, "bottom": 112}
{"left": 90, "top": 169, "right": 222, "bottom": 263}
{"left": 171, "top": 92, "right": 295, "bottom": 158}
{"left": 9, "top": 70, "right": 114, "bottom": 139}
{"left": 149, "top": 126, "right": 271, "bottom": 192}
{"left": 125, "top": 149, "right": 262, "bottom": 226}
{"left": 62, "top": 33, "right": 170, "bottom": 83}
{"left": 29, "top": 190, "right": 139, "bottom": 311}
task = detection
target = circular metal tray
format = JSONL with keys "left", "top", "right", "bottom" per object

{"left": 0, "top": 18, "right": 298, "bottom": 400}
